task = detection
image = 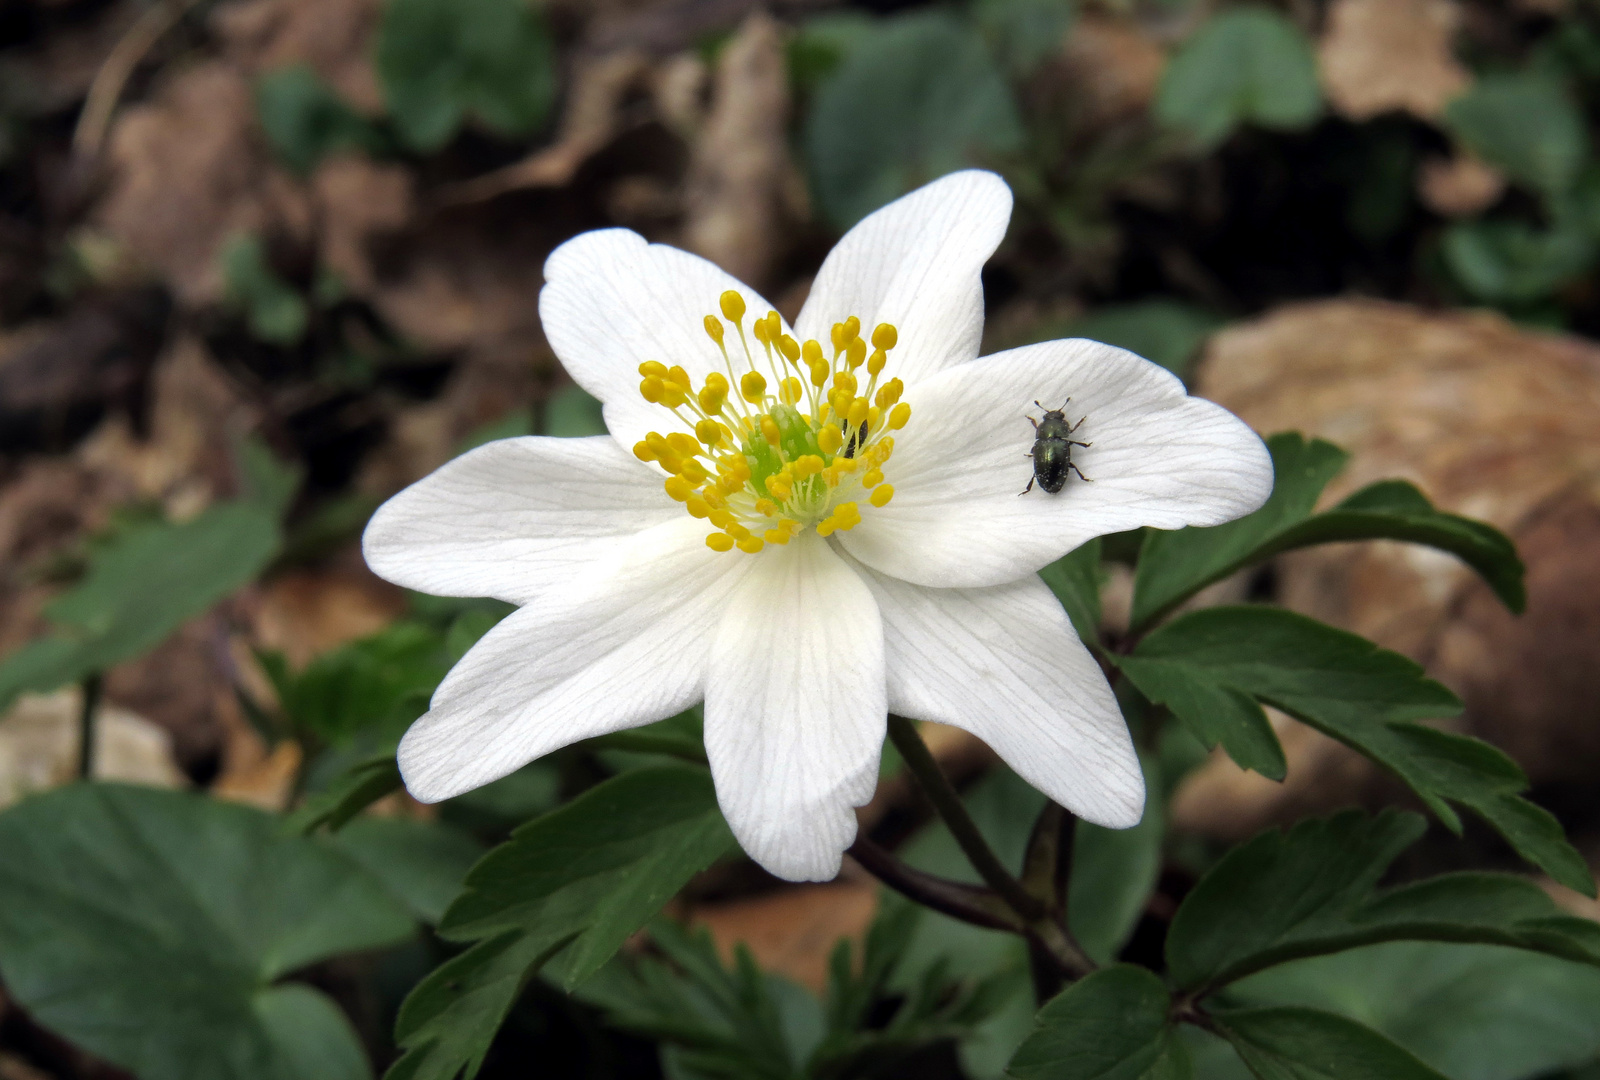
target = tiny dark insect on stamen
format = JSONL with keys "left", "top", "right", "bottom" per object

{"left": 1021, "top": 398, "right": 1090, "bottom": 495}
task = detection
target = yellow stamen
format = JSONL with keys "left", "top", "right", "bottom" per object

{"left": 707, "top": 533, "right": 735, "bottom": 552}
{"left": 721, "top": 291, "right": 746, "bottom": 322}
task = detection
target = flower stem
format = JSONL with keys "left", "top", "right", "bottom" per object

{"left": 77, "top": 674, "right": 102, "bottom": 780}
{"left": 847, "top": 835, "right": 1022, "bottom": 932}
{"left": 885, "top": 714, "right": 1049, "bottom": 923}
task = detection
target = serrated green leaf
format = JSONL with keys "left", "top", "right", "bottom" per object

{"left": 329, "top": 817, "right": 482, "bottom": 925}
{"left": 388, "top": 765, "right": 734, "bottom": 1080}
{"left": 803, "top": 12, "right": 1023, "bottom": 228}
{"left": 0, "top": 784, "right": 415, "bottom": 1080}
{"left": 1070, "top": 755, "right": 1165, "bottom": 965}
{"left": 286, "top": 753, "right": 403, "bottom": 835}
{"left": 1444, "top": 73, "right": 1588, "bottom": 197}
{"left": 256, "top": 65, "right": 388, "bottom": 175}
{"left": 1164, "top": 809, "right": 1600, "bottom": 992}
{"left": 1009, "top": 965, "right": 1189, "bottom": 1080}
{"left": 1131, "top": 433, "right": 1524, "bottom": 630}
{"left": 1226, "top": 941, "right": 1600, "bottom": 1080}
{"left": 1218, "top": 1008, "right": 1448, "bottom": 1080}
{"left": 273, "top": 621, "right": 449, "bottom": 746}
{"left": 1121, "top": 607, "right": 1588, "bottom": 888}
{"left": 376, "top": 0, "right": 557, "bottom": 152}
{"left": 0, "top": 501, "right": 282, "bottom": 712}
{"left": 1154, "top": 7, "right": 1321, "bottom": 150}
{"left": 1039, "top": 538, "right": 1102, "bottom": 643}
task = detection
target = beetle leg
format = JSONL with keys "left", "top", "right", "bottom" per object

{"left": 1019, "top": 475, "right": 1035, "bottom": 496}
{"left": 1068, "top": 440, "right": 1091, "bottom": 448}
{"left": 1068, "top": 461, "right": 1091, "bottom": 482}
{"left": 1028, "top": 417, "right": 1039, "bottom": 431}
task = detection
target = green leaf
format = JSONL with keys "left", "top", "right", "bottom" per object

{"left": 1009, "top": 965, "right": 1189, "bottom": 1080}
{"left": 0, "top": 500, "right": 282, "bottom": 711}
{"left": 222, "top": 234, "right": 309, "bottom": 345}
{"left": 803, "top": 12, "right": 1023, "bottom": 228}
{"left": 1121, "top": 607, "right": 1587, "bottom": 888}
{"left": 975, "top": 0, "right": 1076, "bottom": 77}
{"left": 1164, "top": 809, "right": 1600, "bottom": 992}
{"left": 286, "top": 753, "right": 403, "bottom": 834}
{"left": 1154, "top": 7, "right": 1321, "bottom": 150}
{"left": 1217, "top": 1008, "right": 1448, "bottom": 1080}
{"left": 272, "top": 621, "right": 450, "bottom": 746}
{"left": 388, "top": 764, "right": 735, "bottom": 1080}
{"left": 1039, "top": 538, "right": 1102, "bottom": 643}
{"left": 1444, "top": 73, "right": 1588, "bottom": 197}
{"left": 256, "top": 65, "right": 387, "bottom": 175}
{"left": 376, "top": 0, "right": 557, "bottom": 152}
{"left": 233, "top": 434, "right": 304, "bottom": 520}
{"left": 1070, "top": 755, "right": 1165, "bottom": 965}
{"left": 1051, "top": 301, "right": 1226, "bottom": 379}
{"left": 0, "top": 784, "right": 415, "bottom": 1080}
{"left": 1131, "top": 433, "right": 1524, "bottom": 631}
{"left": 1227, "top": 941, "right": 1600, "bottom": 1080}
{"left": 1442, "top": 219, "right": 1596, "bottom": 304}
{"left": 330, "top": 817, "right": 483, "bottom": 925}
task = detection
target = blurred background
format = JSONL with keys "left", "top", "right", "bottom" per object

{"left": 0, "top": 0, "right": 1599, "bottom": 1077}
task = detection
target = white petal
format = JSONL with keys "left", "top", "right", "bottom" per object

{"left": 842, "top": 339, "right": 1273, "bottom": 588}
{"left": 704, "top": 531, "right": 886, "bottom": 882}
{"left": 363, "top": 435, "right": 677, "bottom": 605}
{"left": 849, "top": 559, "right": 1143, "bottom": 828}
{"left": 398, "top": 518, "right": 755, "bottom": 802}
{"left": 794, "top": 170, "right": 1011, "bottom": 388}
{"left": 539, "top": 229, "right": 792, "bottom": 451}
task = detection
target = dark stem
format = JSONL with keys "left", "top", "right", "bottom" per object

{"left": 77, "top": 674, "right": 103, "bottom": 780}
{"left": 886, "top": 715, "right": 1049, "bottom": 922}
{"left": 847, "top": 836, "right": 1022, "bottom": 933}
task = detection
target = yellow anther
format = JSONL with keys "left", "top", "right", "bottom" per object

{"left": 791, "top": 455, "right": 824, "bottom": 479}
{"left": 832, "top": 371, "right": 858, "bottom": 398}
{"left": 640, "top": 376, "right": 665, "bottom": 403}
{"left": 765, "top": 527, "right": 793, "bottom": 544}
{"left": 765, "top": 474, "right": 792, "bottom": 500}
{"left": 633, "top": 440, "right": 657, "bottom": 462}
{"left": 875, "top": 378, "right": 903, "bottom": 408}
{"left": 764, "top": 312, "right": 782, "bottom": 343}
{"left": 817, "top": 423, "right": 843, "bottom": 454}
{"left": 780, "top": 376, "right": 803, "bottom": 405}
{"left": 833, "top": 455, "right": 859, "bottom": 473}
{"left": 686, "top": 497, "right": 711, "bottom": 519}
{"left": 751, "top": 316, "right": 770, "bottom": 346}
{"left": 668, "top": 365, "right": 691, "bottom": 390}
{"left": 741, "top": 371, "right": 767, "bottom": 403}
{"left": 817, "top": 519, "right": 837, "bottom": 538}
{"left": 846, "top": 338, "right": 866, "bottom": 369}
{"left": 666, "top": 432, "right": 700, "bottom": 458}
{"left": 639, "top": 361, "right": 669, "bottom": 378}
{"left": 710, "top": 509, "right": 735, "bottom": 529}
{"left": 830, "top": 323, "right": 847, "bottom": 352}
{"left": 698, "top": 385, "right": 726, "bottom": 414}
{"left": 702, "top": 486, "right": 725, "bottom": 508}
{"left": 802, "top": 339, "right": 824, "bottom": 368}
{"left": 695, "top": 419, "right": 725, "bottom": 448}
{"left": 680, "top": 460, "right": 709, "bottom": 485}
{"left": 869, "top": 406, "right": 881, "bottom": 429}
{"left": 834, "top": 502, "right": 862, "bottom": 530}
{"left": 704, "top": 371, "right": 729, "bottom": 395}
{"left": 863, "top": 468, "right": 884, "bottom": 487}
{"left": 809, "top": 360, "right": 831, "bottom": 387}
{"left": 760, "top": 415, "right": 781, "bottom": 446}
{"left": 727, "top": 523, "right": 752, "bottom": 540}
{"left": 777, "top": 335, "right": 801, "bottom": 362}
{"left": 755, "top": 498, "right": 779, "bottom": 516}
{"left": 866, "top": 349, "right": 886, "bottom": 376}
{"left": 829, "top": 388, "right": 852, "bottom": 417}
{"left": 872, "top": 323, "right": 898, "bottom": 350}
{"left": 847, "top": 398, "right": 869, "bottom": 428}
{"left": 870, "top": 484, "right": 895, "bottom": 508}
{"left": 707, "top": 533, "right": 735, "bottom": 552}
{"left": 888, "top": 402, "right": 911, "bottom": 430}
{"left": 737, "top": 536, "right": 765, "bottom": 554}
{"left": 721, "top": 290, "right": 746, "bottom": 322}
{"left": 664, "top": 476, "right": 695, "bottom": 502}
{"left": 703, "top": 316, "right": 724, "bottom": 346}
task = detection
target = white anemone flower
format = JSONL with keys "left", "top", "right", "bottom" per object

{"left": 363, "top": 170, "right": 1272, "bottom": 882}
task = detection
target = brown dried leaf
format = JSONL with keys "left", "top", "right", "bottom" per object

{"left": 692, "top": 881, "right": 879, "bottom": 993}
{"left": 210, "top": 0, "right": 385, "bottom": 113}
{"left": 0, "top": 688, "right": 186, "bottom": 811}
{"left": 1418, "top": 153, "right": 1506, "bottom": 218}
{"left": 1318, "top": 0, "right": 1470, "bottom": 121}
{"left": 1060, "top": 13, "right": 1167, "bottom": 128}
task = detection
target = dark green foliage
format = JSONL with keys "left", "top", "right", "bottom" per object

{"left": 1048, "top": 301, "right": 1226, "bottom": 380}
{"left": 256, "top": 65, "right": 388, "bottom": 175}
{"left": 1008, "top": 965, "right": 1189, "bottom": 1080}
{"left": 0, "top": 497, "right": 284, "bottom": 712}
{"left": 286, "top": 753, "right": 404, "bottom": 834}
{"left": 1068, "top": 756, "right": 1165, "bottom": 966}
{"left": 1121, "top": 607, "right": 1591, "bottom": 890}
{"left": 1216, "top": 1007, "right": 1449, "bottom": 1080}
{"left": 803, "top": 12, "right": 1022, "bottom": 228}
{"left": 0, "top": 785, "right": 418, "bottom": 1080}
{"left": 1445, "top": 73, "right": 1589, "bottom": 198}
{"left": 1038, "top": 539, "right": 1101, "bottom": 643}
{"left": 1164, "top": 810, "right": 1600, "bottom": 992}
{"left": 376, "top": 0, "right": 557, "bottom": 152}
{"left": 387, "top": 765, "right": 735, "bottom": 1080}
{"left": 1154, "top": 6, "right": 1321, "bottom": 149}
{"left": 222, "top": 234, "right": 309, "bottom": 345}
{"left": 1131, "top": 433, "right": 1525, "bottom": 632}
{"left": 1442, "top": 219, "right": 1596, "bottom": 304}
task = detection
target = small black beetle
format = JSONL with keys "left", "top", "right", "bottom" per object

{"left": 1021, "top": 399, "right": 1090, "bottom": 495}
